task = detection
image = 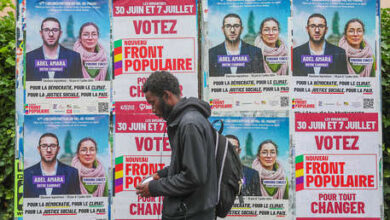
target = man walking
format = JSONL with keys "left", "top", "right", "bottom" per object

{"left": 136, "top": 71, "right": 217, "bottom": 220}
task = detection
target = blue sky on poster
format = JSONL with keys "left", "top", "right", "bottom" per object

{"left": 209, "top": 116, "right": 290, "bottom": 176}
{"left": 26, "top": 0, "right": 110, "bottom": 52}
{"left": 293, "top": 0, "right": 376, "bottom": 47}
{"left": 23, "top": 115, "right": 110, "bottom": 170}
{"left": 207, "top": 0, "right": 290, "bottom": 48}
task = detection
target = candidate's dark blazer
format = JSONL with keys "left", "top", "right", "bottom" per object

{"left": 209, "top": 41, "right": 265, "bottom": 76}
{"left": 26, "top": 45, "right": 83, "bottom": 81}
{"left": 292, "top": 41, "right": 348, "bottom": 76}
{"left": 24, "top": 161, "right": 81, "bottom": 198}
{"left": 241, "top": 165, "right": 261, "bottom": 196}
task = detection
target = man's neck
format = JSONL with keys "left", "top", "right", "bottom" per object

{"left": 225, "top": 40, "right": 240, "bottom": 52}
{"left": 41, "top": 160, "right": 57, "bottom": 174}
{"left": 43, "top": 45, "right": 60, "bottom": 58}
{"left": 309, "top": 40, "right": 325, "bottom": 53}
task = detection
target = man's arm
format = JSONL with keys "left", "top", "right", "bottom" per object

{"left": 147, "top": 123, "right": 209, "bottom": 197}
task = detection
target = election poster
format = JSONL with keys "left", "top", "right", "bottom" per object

{"left": 205, "top": 0, "right": 290, "bottom": 111}
{"left": 210, "top": 116, "right": 290, "bottom": 219}
{"left": 113, "top": 110, "right": 170, "bottom": 220}
{"left": 112, "top": 0, "right": 199, "bottom": 104}
{"left": 23, "top": 115, "right": 110, "bottom": 219}
{"left": 291, "top": 0, "right": 380, "bottom": 112}
{"left": 24, "top": 0, "right": 111, "bottom": 114}
{"left": 294, "top": 112, "right": 381, "bottom": 219}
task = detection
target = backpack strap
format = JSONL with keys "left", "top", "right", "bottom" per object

{"left": 215, "top": 131, "right": 229, "bottom": 202}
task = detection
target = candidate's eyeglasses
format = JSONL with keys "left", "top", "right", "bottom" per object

{"left": 262, "top": 28, "right": 279, "bottom": 34}
{"left": 308, "top": 24, "right": 326, "bottom": 30}
{"left": 42, "top": 28, "right": 60, "bottom": 34}
{"left": 39, "top": 144, "right": 58, "bottom": 150}
{"left": 81, "top": 32, "right": 99, "bottom": 39}
{"left": 260, "top": 151, "right": 276, "bottom": 157}
{"left": 79, "top": 148, "right": 96, "bottom": 155}
{"left": 347, "top": 29, "right": 364, "bottom": 35}
{"left": 224, "top": 24, "right": 241, "bottom": 30}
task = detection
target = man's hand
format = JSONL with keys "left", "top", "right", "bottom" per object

{"left": 136, "top": 182, "right": 151, "bottom": 198}
{"left": 152, "top": 173, "right": 160, "bottom": 180}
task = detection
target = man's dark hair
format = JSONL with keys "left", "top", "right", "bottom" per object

{"left": 226, "top": 134, "right": 240, "bottom": 147}
{"left": 344, "top": 18, "right": 365, "bottom": 35}
{"left": 222, "top": 13, "right": 242, "bottom": 26}
{"left": 39, "top": 133, "right": 59, "bottom": 145}
{"left": 307, "top": 13, "right": 327, "bottom": 27}
{"left": 41, "top": 17, "right": 61, "bottom": 30}
{"left": 142, "top": 71, "right": 181, "bottom": 98}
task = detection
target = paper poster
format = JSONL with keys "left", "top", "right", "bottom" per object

{"left": 112, "top": 0, "right": 198, "bottom": 101}
{"left": 113, "top": 112, "right": 170, "bottom": 220}
{"left": 294, "top": 112, "right": 381, "bottom": 219}
{"left": 23, "top": 115, "right": 110, "bottom": 219}
{"left": 291, "top": 0, "right": 379, "bottom": 112}
{"left": 24, "top": 0, "right": 111, "bottom": 114}
{"left": 205, "top": 0, "right": 291, "bottom": 110}
{"left": 209, "top": 116, "right": 290, "bottom": 219}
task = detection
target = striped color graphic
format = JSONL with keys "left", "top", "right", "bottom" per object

{"left": 115, "top": 156, "right": 124, "bottom": 193}
{"left": 296, "top": 155, "right": 304, "bottom": 191}
{"left": 114, "top": 40, "right": 123, "bottom": 76}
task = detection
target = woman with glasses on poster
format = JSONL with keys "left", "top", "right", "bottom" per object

{"left": 72, "top": 137, "right": 108, "bottom": 197}
{"left": 252, "top": 140, "right": 288, "bottom": 199}
{"left": 73, "top": 22, "right": 109, "bottom": 80}
{"left": 338, "top": 19, "right": 375, "bottom": 77}
{"left": 254, "top": 17, "right": 288, "bottom": 75}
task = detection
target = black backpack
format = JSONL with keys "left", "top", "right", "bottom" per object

{"left": 211, "top": 120, "right": 243, "bottom": 218}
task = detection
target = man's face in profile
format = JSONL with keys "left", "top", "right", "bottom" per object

{"left": 40, "top": 20, "right": 62, "bottom": 48}
{"left": 227, "top": 137, "right": 241, "bottom": 155}
{"left": 38, "top": 136, "right": 60, "bottom": 163}
{"left": 306, "top": 17, "right": 327, "bottom": 44}
{"left": 222, "top": 17, "right": 242, "bottom": 44}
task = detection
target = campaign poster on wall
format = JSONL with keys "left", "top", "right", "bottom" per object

{"left": 23, "top": 115, "right": 110, "bottom": 219}
{"left": 209, "top": 116, "right": 290, "bottom": 219}
{"left": 113, "top": 107, "right": 170, "bottom": 219}
{"left": 24, "top": 0, "right": 111, "bottom": 114}
{"left": 112, "top": 0, "right": 198, "bottom": 103}
{"left": 294, "top": 112, "right": 381, "bottom": 219}
{"left": 292, "top": 0, "right": 379, "bottom": 112}
{"left": 205, "top": 0, "right": 290, "bottom": 111}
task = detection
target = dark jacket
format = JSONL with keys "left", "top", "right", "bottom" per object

{"left": 241, "top": 165, "right": 261, "bottom": 196}
{"left": 293, "top": 41, "right": 348, "bottom": 76}
{"left": 26, "top": 45, "right": 83, "bottom": 81}
{"left": 209, "top": 41, "right": 265, "bottom": 76}
{"left": 24, "top": 161, "right": 81, "bottom": 198}
{"left": 149, "top": 97, "right": 217, "bottom": 219}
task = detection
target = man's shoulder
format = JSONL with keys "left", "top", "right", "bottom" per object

{"left": 59, "top": 45, "right": 80, "bottom": 56}
{"left": 241, "top": 41, "right": 261, "bottom": 53}
{"left": 26, "top": 47, "right": 43, "bottom": 57}
{"left": 24, "top": 162, "right": 41, "bottom": 175}
{"left": 243, "top": 165, "right": 258, "bottom": 175}
{"left": 325, "top": 41, "right": 346, "bottom": 53}
{"left": 293, "top": 42, "right": 309, "bottom": 53}
{"left": 57, "top": 161, "right": 78, "bottom": 173}
{"left": 209, "top": 42, "right": 225, "bottom": 53}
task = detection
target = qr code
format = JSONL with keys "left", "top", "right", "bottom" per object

{"left": 281, "top": 97, "right": 289, "bottom": 107}
{"left": 98, "top": 102, "right": 109, "bottom": 113}
{"left": 363, "top": 99, "right": 374, "bottom": 109}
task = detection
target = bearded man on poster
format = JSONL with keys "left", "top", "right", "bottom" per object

{"left": 136, "top": 71, "right": 218, "bottom": 220}
{"left": 26, "top": 17, "right": 83, "bottom": 81}
{"left": 24, "top": 133, "right": 81, "bottom": 198}
{"left": 209, "top": 13, "right": 265, "bottom": 76}
{"left": 293, "top": 13, "right": 348, "bottom": 76}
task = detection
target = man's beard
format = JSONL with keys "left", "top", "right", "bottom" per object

{"left": 159, "top": 97, "right": 173, "bottom": 120}
{"left": 43, "top": 38, "right": 60, "bottom": 48}
{"left": 309, "top": 34, "right": 325, "bottom": 45}
{"left": 225, "top": 36, "right": 240, "bottom": 44}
